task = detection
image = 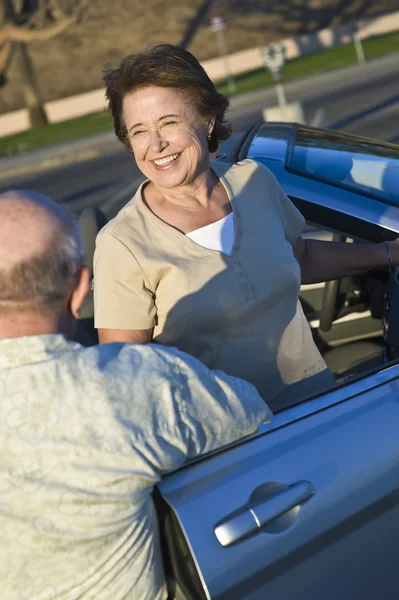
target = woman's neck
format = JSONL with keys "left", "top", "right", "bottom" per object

{"left": 150, "top": 167, "right": 218, "bottom": 211}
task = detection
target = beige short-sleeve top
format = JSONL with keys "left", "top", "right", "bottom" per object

{"left": 94, "top": 159, "right": 334, "bottom": 409}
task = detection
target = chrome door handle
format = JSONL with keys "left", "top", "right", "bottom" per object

{"left": 214, "top": 480, "right": 315, "bottom": 547}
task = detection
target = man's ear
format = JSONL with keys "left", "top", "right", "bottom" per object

{"left": 70, "top": 266, "right": 91, "bottom": 319}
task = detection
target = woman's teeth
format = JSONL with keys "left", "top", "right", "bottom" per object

{"left": 154, "top": 153, "right": 180, "bottom": 166}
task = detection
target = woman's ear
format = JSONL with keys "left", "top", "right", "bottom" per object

{"left": 207, "top": 118, "right": 216, "bottom": 138}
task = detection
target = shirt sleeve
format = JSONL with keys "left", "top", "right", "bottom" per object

{"left": 254, "top": 160, "right": 305, "bottom": 245}
{"left": 112, "top": 343, "right": 272, "bottom": 479}
{"left": 93, "top": 231, "right": 156, "bottom": 330}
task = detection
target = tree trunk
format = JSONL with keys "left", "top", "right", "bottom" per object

{"left": 18, "top": 42, "right": 48, "bottom": 128}
{"left": 179, "top": 0, "right": 216, "bottom": 48}
{"left": 0, "top": 42, "right": 14, "bottom": 87}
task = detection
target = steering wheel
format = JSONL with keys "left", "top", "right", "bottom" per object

{"left": 318, "top": 234, "right": 347, "bottom": 332}
{"left": 319, "top": 279, "right": 340, "bottom": 332}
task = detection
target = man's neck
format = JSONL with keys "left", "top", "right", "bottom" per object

{"left": 0, "top": 310, "right": 64, "bottom": 340}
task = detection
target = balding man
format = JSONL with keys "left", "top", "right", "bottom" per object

{"left": 0, "top": 190, "right": 271, "bottom": 600}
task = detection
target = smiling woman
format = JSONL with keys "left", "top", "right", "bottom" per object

{"left": 92, "top": 44, "right": 338, "bottom": 410}
{"left": 93, "top": 44, "right": 397, "bottom": 412}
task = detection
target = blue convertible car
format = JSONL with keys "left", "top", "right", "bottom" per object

{"left": 147, "top": 123, "right": 399, "bottom": 600}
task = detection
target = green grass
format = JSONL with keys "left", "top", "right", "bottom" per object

{"left": 0, "top": 111, "right": 113, "bottom": 158}
{"left": 1, "top": 29, "right": 398, "bottom": 158}
{"left": 216, "top": 30, "right": 399, "bottom": 95}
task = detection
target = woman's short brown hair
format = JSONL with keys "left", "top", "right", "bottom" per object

{"left": 103, "top": 44, "right": 232, "bottom": 153}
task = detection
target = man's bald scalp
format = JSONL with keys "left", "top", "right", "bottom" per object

{"left": 0, "top": 190, "right": 85, "bottom": 312}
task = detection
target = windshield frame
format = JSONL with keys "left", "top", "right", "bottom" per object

{"left": 285, "top": 125, "right": 399, "bottom": 208}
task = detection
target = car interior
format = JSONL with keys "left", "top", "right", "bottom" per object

{"left": 300, "top": 224, "right": 396, "bottom": 382}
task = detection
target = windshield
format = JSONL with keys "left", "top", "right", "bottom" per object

{"left": 286, "top": 127, "right": 399, "bottom": 205}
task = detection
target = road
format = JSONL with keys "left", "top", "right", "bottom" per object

{"left": 1, "top": 54, "right": 398, "bottom": 218}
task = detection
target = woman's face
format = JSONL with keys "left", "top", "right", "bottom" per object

{"left": 123, "top": 86, "right": 213, "bottom": 189}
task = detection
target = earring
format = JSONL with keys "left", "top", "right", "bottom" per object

{"left": 208, "top": 133, "right": 212, "bottom": 140}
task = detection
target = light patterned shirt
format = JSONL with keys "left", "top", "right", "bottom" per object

{"left": 0, "top": 334, "right": 271, "bottom": 600}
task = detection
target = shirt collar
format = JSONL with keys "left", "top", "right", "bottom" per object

{"left": 0, "top": 334, "right": 78, "bottom": 368}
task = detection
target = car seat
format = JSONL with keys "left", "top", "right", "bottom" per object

{"left": 74, "top": 206, "right": 108, "bottom": 346}
{"left": 323, "top": 339, "right": 386, "bottom": 381}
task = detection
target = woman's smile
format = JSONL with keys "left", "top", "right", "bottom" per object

{"left": 152, "top": 152, "right": 182, "bottom": 169}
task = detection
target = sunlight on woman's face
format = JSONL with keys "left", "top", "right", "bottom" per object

{"left": 123, "top": 86, "right": 212, "bottom": 189}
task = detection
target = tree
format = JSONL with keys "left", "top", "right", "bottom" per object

{"left": 0, "top": 0, "right": 87, "bottom": 127}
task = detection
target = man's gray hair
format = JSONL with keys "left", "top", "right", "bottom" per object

{"left": 0, "top": 192, "right": 85, "bottom": 311}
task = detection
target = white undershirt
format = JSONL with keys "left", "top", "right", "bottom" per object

{"left": 186, "top": 212, "right": 235, "bottom": 256}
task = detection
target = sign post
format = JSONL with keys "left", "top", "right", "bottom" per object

{"left": 262, "top": 43, "right": 287, "bottom": 106}
{"left": 210, "top": 16, "right": 236, "bottom": 94}
{"left": 352, "top": 22, "right": 366, "bottom": 65}
{"left": 261, "top": 42, "right": 305, "bottom": 124}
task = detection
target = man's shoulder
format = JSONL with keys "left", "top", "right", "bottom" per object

{"left": 78, "top": 342, "right": 189, "bottom": 380}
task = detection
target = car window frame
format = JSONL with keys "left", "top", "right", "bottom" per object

{"left": 165, "top": 356, "right": 399, "bottom": 476}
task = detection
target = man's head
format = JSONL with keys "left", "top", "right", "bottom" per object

{"left": 0, "top": 190, "right": 90, "bottom": 340}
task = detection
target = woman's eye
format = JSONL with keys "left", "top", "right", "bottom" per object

{"left": 164, "top": 121, "right": 178, "bottom": 127}
{"left": 132, "top": 130, "right": 144, "bottom": 137}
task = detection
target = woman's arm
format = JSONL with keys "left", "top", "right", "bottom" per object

{"left": 98, "top": 328, "right": 153, "bottom": 345}
{"left": 294, "top": 237, "right": 398, "bottom": 285}
{"left": 94, "top": 232, "right": 157, "bottom": 341}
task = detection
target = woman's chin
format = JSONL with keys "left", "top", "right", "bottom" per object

{"left": 151, "top": 167, "right": 192, "bottom": 189}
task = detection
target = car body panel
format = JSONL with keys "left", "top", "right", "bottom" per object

{"left": 160, "top": 364, "right": 399, "bottom": 599}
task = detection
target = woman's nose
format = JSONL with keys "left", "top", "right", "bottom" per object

{"left": 149, "top": 127, "right": 167, "bottom": 152}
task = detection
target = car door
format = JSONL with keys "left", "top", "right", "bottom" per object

{"left": 158, "top": 365, "right": 399, "bottom": 599}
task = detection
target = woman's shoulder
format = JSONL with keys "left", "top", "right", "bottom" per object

{"left": 212, "top": 159, "right": 278, "bottom": 197}
{"left": 97, "top": 183, "right": 147, "bottom": 243}
{"left": 212, "top": 158, "right": 274, "bottom": 182}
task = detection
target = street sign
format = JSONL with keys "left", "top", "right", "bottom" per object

{"left": 261, "top": 42, "right": 286, "bottom": 81}
{"left": 210, "top": 16, "right": 226, "bottom": 32}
